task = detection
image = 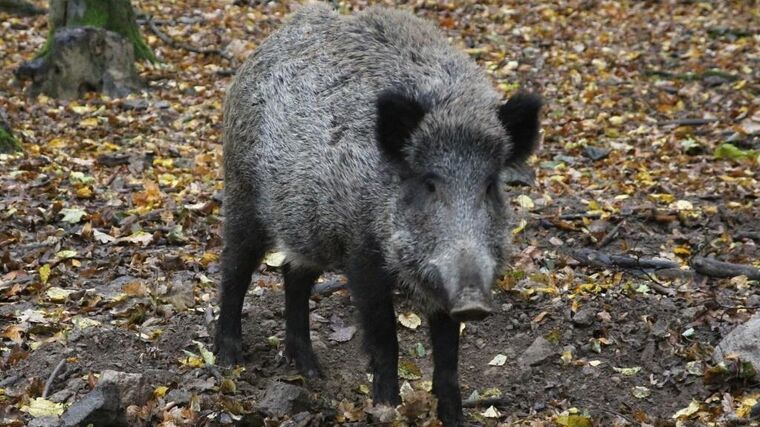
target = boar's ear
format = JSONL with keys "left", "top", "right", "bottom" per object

{"left": 498, "top": 92, "right": 542, "bottom": 164}
{"left": 376, "top": 90, "right": 427, "bottom": 165}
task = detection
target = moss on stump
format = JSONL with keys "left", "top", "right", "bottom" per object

{"left": 0, "top": 127, "right": 21, "bottom": 154}
{"left": 38, "top": 0, "right": 155, "bottom": 62}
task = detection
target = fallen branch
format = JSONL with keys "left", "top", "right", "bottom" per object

{"left": 570, "top": 248, "right": 680, "bottom": 270}
{"left": 570, "top": 248, "right": 760, "bottom": 283}
{"left": 691, "top": 257, "right": 760, "bottom": 280}
{"left": 658, "top": 118, "right": 718, "bottom": 127}
{"left": 146, "top": 18, "right": 232, "bottom": 60}
{"left": 42, "top": 357, "right": 67, "bottom": 398}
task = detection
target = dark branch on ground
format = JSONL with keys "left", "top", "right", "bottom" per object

{"left": 145, "top": 17, "right": 232, "bottom": 60}
{"left": 569, "top": 248, "right": 760, "bottom": 283}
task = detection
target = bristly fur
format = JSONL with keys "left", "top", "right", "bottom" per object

{"left": 220, "top": 5, "right": 542, "bottom": 424}
{"left": 223, "top": 4, "right": 538, "bottom": 306}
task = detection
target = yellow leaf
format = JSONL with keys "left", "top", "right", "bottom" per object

{"left": 20, "top": 398, "right": 65, "bottom": 417}
{"left": 488, "top": 354, "right": 507, "bottom": 366}
{"left": 71, "top": 316, "right": 101, "bottom": 329}
{"left": 511, "top": 219, "right": 527, "bottom": 235}
{"left": 672, "top": 400, "right": 700, "bottom": 419}
{"left": 674, "top": 245, "right": 691, "bottom": 257}
{"left": 80, "top": 117, "right": 99, "bottom": 128}
{"left": 39, "top": 264, "right": 51, "bottom": 284}
{"left": 481, "top": 406, "right": 501, "bottom": 418}
{"left": 2, "top": 325, "right": 24, "bottom": 343}
{"left": 76, "top": 186, "right": 94, "bottom": 199}
{"left": 194, "top": 340, "right": 216, "bottom": 366}
{"left": 554, "top": 415, "right": 593, "bottom": 427}
{"left": 263, "top": 251, "right": 286, "bottom": 267}
{"left": 55, "top": 250, "right": 78, "bottom": 260}
{"left": 154, "top": 386, "right": 169, "bottom": 398}
{"left": 179, "top": 355, "right": 204, "bottom": 368}
{"left": 398, "top": 312, "right": 421, "bottom": 330}
{"left": 515, "top": 194, "right": 534, "bottom": 209}
{"left": 46, "top": 287, "right": 75, "bottom": 303}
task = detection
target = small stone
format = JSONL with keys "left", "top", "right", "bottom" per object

{"left": 519, "top": 336, "right": 555, "bottom": 367}
{"left": 257, "top": 382, "right": 312, "bottom": 417}
{"left": 714, "top": 314, "right": 760, "bottom": 371}
{"left": 48, "top": 388, "right": 73, "bottom": 403}
{"left": 97, "top": 370, "right": 151, "bottom": 407}
{"left": 61, "top": 382, "right": 126, "bottom": 427}
{"left": 165, "top": 389, "right": 192, "bottom": 405}
{"left": 572, "top": 307, "right": 596, "bottom": 327}
{"left": 583, "top": 146, "right": 611, "bottom": 161}
{"left": 28, "top": 417, "right": 60, "bottom": 427}
{"left": 120, "top": 99, "right": 149, "bottom": 111}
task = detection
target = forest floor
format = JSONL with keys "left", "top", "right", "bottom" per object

{"left": 1, "top": 0, "right": 759, "bottom": 426}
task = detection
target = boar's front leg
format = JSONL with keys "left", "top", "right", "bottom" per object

{"left": 348, "top": 250, "right": 401, "bottom": 406}
{"left": 283, "top": 263, "right": 322, "bottom": 378}
{"left": 429, "top": 312, "right": 464, "bottom": 426}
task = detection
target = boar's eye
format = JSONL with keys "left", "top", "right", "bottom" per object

{"left": 423, "top": 176, "right": 437, "bottom": 194}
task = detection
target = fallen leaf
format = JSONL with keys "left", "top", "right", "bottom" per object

{"left": 398, "top": 312, "right": 421, "bottom": 330}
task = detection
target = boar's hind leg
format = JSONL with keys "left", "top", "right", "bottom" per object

{"left": 283, "top": 263, "right": 322, "bottom": 378}
{"left": 348, "top": 252, "right": 401, "bottom": 406}
{"left": 429, "top": 312, "right": 464, "bottom": 426}
{"left": 215, "top": 193, "right": 270, "bottom": 366}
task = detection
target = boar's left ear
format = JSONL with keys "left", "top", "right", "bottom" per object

{"left": 376, "top": 90, "right": 427, "bottom": 165}
{"left": 498, "top": 92, "right": 543, "bottom": 164}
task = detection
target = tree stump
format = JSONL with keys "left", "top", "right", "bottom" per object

{"left": 41, "top": 0, "right": 155, "bottom": 62}
{"left": 0, "top": 108, "right": 21, "bottom": 154}
{"left": 17, "top": 27, "right": 141, "bottom": 99}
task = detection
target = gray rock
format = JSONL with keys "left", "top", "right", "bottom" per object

{"left": 97, "top": 370, "right": 151, "bottom": 407}
{"left": 572, "top": 307, "right": 596, "bottom": 327}
{"left": 257, "top": 382, "right": 312, "bottom": 417}
{"left": 61, "top": 382, "right": 128, "bottom": 427}
{"left": 714, "top": 315, "right": 760, "bottom": 370}
{"left": 583, "top": 146, "right": 611, "bottom": 161}
{"left": 28, "top": 417, "right": 60, "bottom": 427}
{"left": 48, "top": 388, "right": 73, "bottom": 403}
{"left": 165, "top": 388, "right": 192, "bottom": 405}
{"left": 519, "top": 336, "right": 555, "bottom": 367}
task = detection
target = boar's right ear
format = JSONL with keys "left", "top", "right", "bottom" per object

{"left": 376, "top": 90, "right": 427, "bottom": 165}
{"left": 498, "top": 92, "right": 543, "bottom": 164}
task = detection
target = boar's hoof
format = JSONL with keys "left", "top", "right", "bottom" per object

{"left": 285, "top": 347, "right": 322, "bottom": 378}
{"left": 215, "top": 337, "right": 243, "bottom": 367}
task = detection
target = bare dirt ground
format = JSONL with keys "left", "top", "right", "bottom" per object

{"left": 1, "top": 0, "right": 758, "bottom": 425}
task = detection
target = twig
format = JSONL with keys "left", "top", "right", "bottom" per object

{"left": 596, "top": 220, "right": 625, "bottom": 249}
{"left": 635, "top": 269, "right": 677, "bottom": 297}
{"left": 42, "top": 358, "right": 67, "bottom": 398}
{"left": 658, "top": 118, "right": 718, "bottom": 127}
{"left": 691, "top": 257, "right": 760, "bottom": 280}
{"left": 146, "top": 18, "right": 232, "bottom": 60}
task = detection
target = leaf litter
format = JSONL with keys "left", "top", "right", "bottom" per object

{"left": 1, "top": 0, "right": 759, "bottom": 425}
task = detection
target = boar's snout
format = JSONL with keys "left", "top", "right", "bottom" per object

{"left": 449, "top": 285, "right": 493, "bottom": 322}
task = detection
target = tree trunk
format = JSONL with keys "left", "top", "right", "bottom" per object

{"left": 40, "top": 0, "right": 155, "bottom": 62}
{"left": 0, "top": 0, "right": 45, "bottom": 16}
{"left": 16, "top": 0, "right": 149, "bottom": 99}
{"left": 0, "top": 109, "right": 21, "bottom": 154}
